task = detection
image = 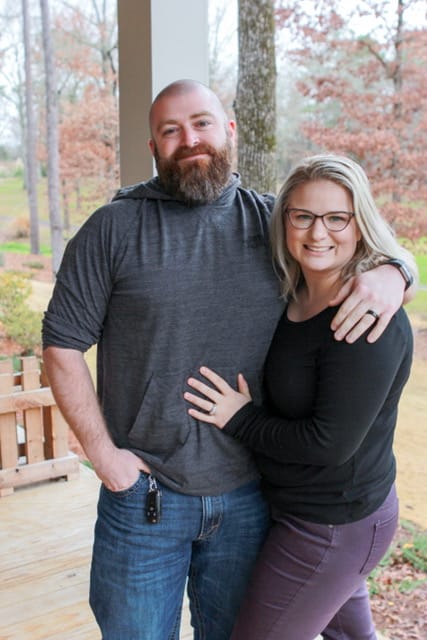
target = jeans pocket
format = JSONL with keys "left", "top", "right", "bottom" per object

{"left": 103, "top": 470, "right": 149, "bottom": 499}
{"left": 359, "top": 511, "right": 398, "bottom": 575}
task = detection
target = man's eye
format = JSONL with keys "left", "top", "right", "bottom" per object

{"left": 162, "top": 127, "right": 179, "bottom": 137}
{"left": 196, "top": 120, "right": 211, "bottom": 128}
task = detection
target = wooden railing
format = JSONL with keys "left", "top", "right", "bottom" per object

{"left": 0, "top": 356, "right": 79, "bottom": 497}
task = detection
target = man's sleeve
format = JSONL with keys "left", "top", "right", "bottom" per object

{"left": 42, "top": 207, "right": 117, "bottom": 352}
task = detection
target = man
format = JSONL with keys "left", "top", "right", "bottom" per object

{"left": 42, "top": 80, "right": 414, "bottom": 640}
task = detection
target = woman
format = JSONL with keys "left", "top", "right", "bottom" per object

{"left": 184, "top": 155, "right": 415, "bottom": 639}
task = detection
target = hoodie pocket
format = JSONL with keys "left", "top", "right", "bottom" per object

{"left": 126, "top": 366, "right": 262, "bottom": 455}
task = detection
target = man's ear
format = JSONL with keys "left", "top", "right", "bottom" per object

{"left": 228, "top": 120, "right": 237, "bottom": 143}
{"left": 148, "top": 139, "right": 155, "bottom": 157}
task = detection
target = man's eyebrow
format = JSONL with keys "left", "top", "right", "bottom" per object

{"left": 190, "top": 110, "right": 215, "bottom": 120}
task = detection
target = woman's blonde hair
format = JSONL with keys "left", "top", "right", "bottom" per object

{"left": 270, "top": 154, "right": 418, "bottom": 299}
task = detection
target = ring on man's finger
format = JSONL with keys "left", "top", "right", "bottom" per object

{"left": 208, "top": 403, "right": 217, "bottom": 416}
{"left": 365, "top": 309, "right": 379, "bottom": 320}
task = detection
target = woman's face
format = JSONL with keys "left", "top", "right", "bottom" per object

{"left": 285, "top": 179, "right": 361, "bottom": 280}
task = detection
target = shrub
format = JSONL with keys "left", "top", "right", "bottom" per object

{"left": 6, "top": 216, "right": 30, "bottom": 239}
{"left": 23, "top": 260, "right": 45, "bottom": 271}
{"left": 0, "top": 272, "right": 42, "bottom": 354}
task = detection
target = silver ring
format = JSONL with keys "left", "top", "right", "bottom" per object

{"left": 208, "top": 403, "right": 217, "bottom": 416}
{"left": 366, "top": 309, "right": 379, "bottom": 320}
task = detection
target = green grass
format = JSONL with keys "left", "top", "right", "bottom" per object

{"left": 0, "top": 175, "right": 53, "bottom": 223}
{"left": 0, "top": 176, "right": 28, "bottom": 218}
{"left": 368, "top": 520, "right": 427, "bottom": 596}
{"left": 0, "top": 176, "right": 52, "bottom": 246}
{"left": 0, "top": 241, "right": 52, "bottom": 255}
{"left": 400, "top": 520, "right": 427, "bottom": 572}
{"left": 406, "top": 289, "right": 427, "bottom": 316}
{"left": 0, "top": 174, "right": 107, "bottom": 248}
{"left": 416, "top": 253, "right": 427, "bottom": 285}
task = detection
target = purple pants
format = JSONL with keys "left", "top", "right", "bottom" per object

{"left": 231, "top": 485, "right": 398, "bottom": 640}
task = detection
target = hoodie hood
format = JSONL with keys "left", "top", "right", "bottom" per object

{"left": 112, "top": 173, "right": 241, "bottom": 204}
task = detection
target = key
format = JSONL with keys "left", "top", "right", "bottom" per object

{"left": 145, "top": 476, "right": 161, "bottom": 524}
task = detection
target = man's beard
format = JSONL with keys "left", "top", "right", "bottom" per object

{"left": 154, "top": 138, "right": 233, "bottom": 206}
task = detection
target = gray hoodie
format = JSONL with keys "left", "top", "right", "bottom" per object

{"left": 42, "top": 174, "right": 284, "bottom": 495}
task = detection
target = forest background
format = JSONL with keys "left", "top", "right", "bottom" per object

{"left": 1, "top": 0, "right": 427, "bottom": 255}
{"left": 0, "top": 1, "right": 426, "bottom": 637}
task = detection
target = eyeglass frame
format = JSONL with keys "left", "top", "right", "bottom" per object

{"left": 285, "top": 208, "right": 355, "bottom": 232}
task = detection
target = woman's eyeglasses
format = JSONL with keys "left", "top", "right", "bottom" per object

{"left": 286, "top": 208, "right": 355, "bottom": 232}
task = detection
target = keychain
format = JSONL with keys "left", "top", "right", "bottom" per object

{"left": 145, "top": 475, "right": 162, "bottom": 524}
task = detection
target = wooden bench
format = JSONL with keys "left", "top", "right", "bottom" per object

{"left": 0, "top": 356, "right": 79, "bottom": 497}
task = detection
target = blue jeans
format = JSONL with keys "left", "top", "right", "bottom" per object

{"left": 89, "top": 473, "right": 270, "bottom": 640}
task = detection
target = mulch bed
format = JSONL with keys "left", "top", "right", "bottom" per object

{"left": 0, "top": 252, "right": 53, "bottom": 282}
{"left": 370, "top": 522, "right": 427, "bottom": 639}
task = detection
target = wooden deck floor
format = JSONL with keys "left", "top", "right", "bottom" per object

{"left": 0, "top": 465, "right": 388, "bottom": 640}
{"left": 0, "top": 464, "right": 192, "bottom": 640}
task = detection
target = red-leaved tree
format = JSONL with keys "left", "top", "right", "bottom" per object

{"left": 276, "top": 0, "right": 427, "bottom": 240}
{"left": 37, "top": 2, "right": 119, "bottom": 235}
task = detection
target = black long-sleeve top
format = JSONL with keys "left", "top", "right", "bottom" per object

{"left": 224, "top": 306, "right": 413, "bottom": 524}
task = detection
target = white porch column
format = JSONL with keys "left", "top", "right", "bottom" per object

{"left": 117, "top": 0, "right": 209, "bottom": 186}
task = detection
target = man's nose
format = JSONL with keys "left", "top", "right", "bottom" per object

{"left": 181, "top": 126, "right": 199, "bottom": 147}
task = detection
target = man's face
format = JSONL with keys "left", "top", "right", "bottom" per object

{"left": 149, "top": 88, "right": 236, "bottom": 205}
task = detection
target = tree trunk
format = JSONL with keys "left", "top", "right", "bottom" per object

{"left": 40, "top": 0, "right": 63, "bottom": 275}
{"left": 61, "top": 178, "right": 70, "bottom": 235}
{"left": 391, "top": 0, "right": 404, "bottom": 204}
{"left": 235, "top": 0, "right": 277, "bottom": 193}
{"left": 22, "top": 0, "right": 40, "bottom": 255}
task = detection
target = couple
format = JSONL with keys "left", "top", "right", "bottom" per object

{"left": 43, "top": 79, "right": 416, "bottom": 639}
